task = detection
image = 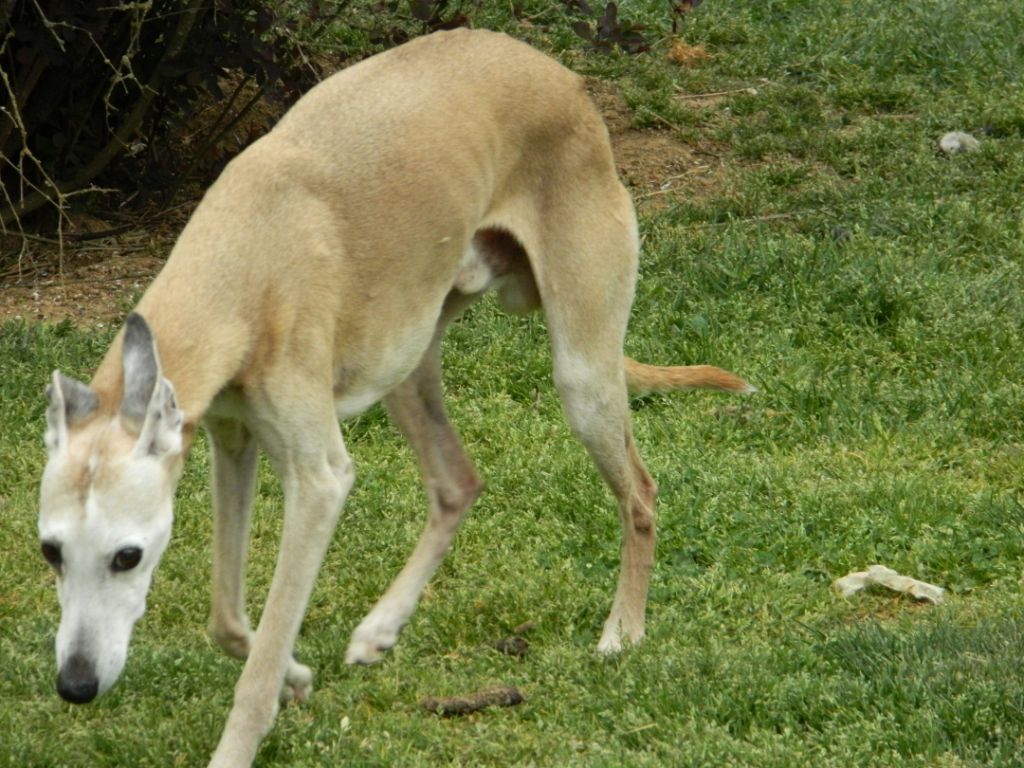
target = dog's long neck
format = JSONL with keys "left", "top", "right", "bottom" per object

{"left": 89, "top": 281, "right": 253, "bottom": 451}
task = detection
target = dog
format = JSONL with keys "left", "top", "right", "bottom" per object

{"left": 38, "top": 28, "right": 752, "bottom": 766}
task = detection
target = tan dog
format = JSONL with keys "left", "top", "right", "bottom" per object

{"left": 38, "top": 29, "right": 752, "bottom": 766}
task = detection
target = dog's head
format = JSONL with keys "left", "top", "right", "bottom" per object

{"left": 38, "top": 314, "right": 185, "bottom": 703}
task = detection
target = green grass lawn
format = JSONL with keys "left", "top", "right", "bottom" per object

{"left": 3, "top": 1, "right": 1024, "bottom": 765}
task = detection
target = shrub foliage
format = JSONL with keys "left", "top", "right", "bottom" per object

{"left": 0, "top": 0, "right": 317, "bottom": 232}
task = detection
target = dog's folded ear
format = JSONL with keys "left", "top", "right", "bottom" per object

{"left": 45, "top": 371, "right": 99, "bottom": 453}
{"left": 135, "top": 377, "right": 184, "bottom": 458}
{"left": 121, "top": 313, "right": 184, "bottom": 457}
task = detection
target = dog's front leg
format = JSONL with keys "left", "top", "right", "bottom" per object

{"left": 206, "top": 417, "right": 259, "bottom": 659}
{"left": 205, "top": 416, "right": 313, "bottom": 703}
{"left": 208, "top": 429, "right": 354, "bottom": 768}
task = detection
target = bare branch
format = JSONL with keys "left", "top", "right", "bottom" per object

{"left": 0, "top": 0, "right": 208, "bottom": 228}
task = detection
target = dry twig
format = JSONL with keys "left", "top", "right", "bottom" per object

{"left": 421, "top": 686, "right": 524, "bottom": 717}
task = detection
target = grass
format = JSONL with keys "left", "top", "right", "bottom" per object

{"left": 3, "top": 1, "right": 1024, "bottom": 765}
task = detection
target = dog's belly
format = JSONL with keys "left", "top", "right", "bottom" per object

{"left": 332, "top": 237, "right": 511, "bottom": 421}
{"left": 332, "top": 321, "right": 436, "bottom": 420}
{"left": 333, "top": 388, "right": 387, "bottom": 421}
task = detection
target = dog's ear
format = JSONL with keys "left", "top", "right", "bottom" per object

{"left": 135, "top": 377, "right": 184, "bottom": 458}
{"left": 121, "top": 313, "right": 160, "bottom": 426}
{"left": 121, "top": 313, "right": 184, "bottom": 457}
{"left": 45, "top": 371, "right": 99, "bottom": 453}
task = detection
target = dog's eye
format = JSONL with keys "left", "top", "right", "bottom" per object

{"left": 40, "top": 541, "right": 62, "bottom": 570}
{"left": 111, "top": 547, "right": 143, "bottom": 572}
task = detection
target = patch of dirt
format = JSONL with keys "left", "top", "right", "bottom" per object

{"left": 0, "top": 247, "right": 165, "bottom": 329}
{"left": 0, "top": 206, "right": 191, "bottom": 327}
{"left": 586, "top": 78, "right": 725, "bottom": 211}
{"left": 665, "top": 41, "right": 711, "bottom": 68}
{"left": 0, "top": 81, "right": 726, "bottom": 327}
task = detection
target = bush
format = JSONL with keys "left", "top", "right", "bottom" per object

{"left": 0, "top": 0, "right": 318, "bottom": 233}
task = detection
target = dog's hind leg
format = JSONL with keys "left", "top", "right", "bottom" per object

{"left": 534, "top": 182, "right": 659, "bottom": 653}
{"left": 205, "top": 416, "right": 314, "bottom": 703}
{"left": 346, "top": 292, "right": 484, "bottom": 665}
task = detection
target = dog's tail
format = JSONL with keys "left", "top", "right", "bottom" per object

{"left": 624, "top": 357, "right": 756, "bottom": 397}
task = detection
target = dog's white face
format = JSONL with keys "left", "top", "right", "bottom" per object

{"left": 39, "top": 315, "right": 184, "bottom": 703}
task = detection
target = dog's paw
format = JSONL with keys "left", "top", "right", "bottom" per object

{"left": 345, "top": 620, "right": 399, "bottom": 665}
{"left": 596, "top": 633, "right": 623, "bottom": 655}
{"left": 280, "top": 658, "right": 313, "bottom": 704}
{"left": 597, "top": 620, "right": 644, "bottom": 655}
{"left": 208, "top": 616, "right": 253, "bottom": 661}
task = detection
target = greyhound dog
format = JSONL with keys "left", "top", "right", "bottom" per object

{"left": 38, "top": 28, "right": 752, "bottom": 766}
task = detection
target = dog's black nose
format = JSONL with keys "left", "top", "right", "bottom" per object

{"left": 57, "top": 656, "right": 99, "bottom": 704}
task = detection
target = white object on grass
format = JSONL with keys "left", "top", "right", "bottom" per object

{"left": 939, "top": 131, "right": 980, "bottom": 154}
{"left": 834, "top": 564, "right": 945, "bottom": 605}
